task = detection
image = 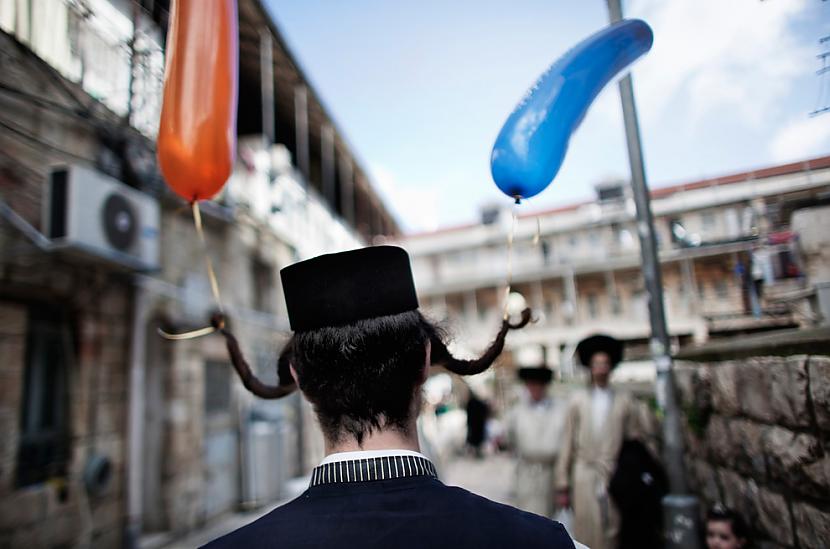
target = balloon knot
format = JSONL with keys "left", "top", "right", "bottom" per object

{"left": 513, "top": 196, "right": 522, "bottom": 205}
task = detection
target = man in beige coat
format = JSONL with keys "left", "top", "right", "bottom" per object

{"left": 506, "top": 365, "right": 567, "bottom": 518}
{"left": 555, "top": 334, "right": 639, "bottom": 549}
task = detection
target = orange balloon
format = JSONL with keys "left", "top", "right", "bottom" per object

{"left": 157, "top": 0, "right": 238, "bottom": 202}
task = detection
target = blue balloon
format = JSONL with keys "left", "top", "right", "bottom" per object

{"left": 491, "top": 19, "right": 653, "bottom": 201}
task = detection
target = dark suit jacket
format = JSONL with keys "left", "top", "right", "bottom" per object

{"left": 609, "top": 439, "right": 668, "bottom": 549}
{"left": 202, "top": 475, "right": 576, "bottom": 548}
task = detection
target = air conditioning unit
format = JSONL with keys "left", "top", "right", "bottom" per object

{"left": 44, "top": 164, "right": 160, "bottom": 271}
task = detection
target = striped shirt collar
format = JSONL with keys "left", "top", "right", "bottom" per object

{"left": 310, "top": 450, "right": 438, "bottom": 487}
{"left": 321, "top": 449, "right": 427, "bottom": 465}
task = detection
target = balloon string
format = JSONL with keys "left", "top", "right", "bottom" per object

{"left": 192, "top": 201, "right": 225, "bottom": 312}
{"left": 158, "top": 325, "right": 217, "bottom": 340}
{"left": 158, "top": 201, "right": 226, "bottom": 341}
{"left": 502, "top": 208, "right": 518, "bottom": 320}
{"left": 533, "top": 216, "right": 541, "bottom": 246}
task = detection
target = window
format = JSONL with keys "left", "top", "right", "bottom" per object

{"left": 701, "top": 212, "right": 716, "bottom": 231}
{"left": 714, "top": 279, "right": 729, "bottom": 300}
{"left": 205, "top": 360, "right": 232, "bottom": 416}
{"left": 611, "top": 295, "right": 622, "bottom": 316}
{"left": 17, "top": 306, "right": 73, "bottom": 487}
{"left": 251, "top": 258, "right": 273, "bottom": 312}
{"left": 598, "top": 185, "right": 624, "bottom": 202}
{"left": 540, "top": 240, "right": 551, "bottom": 264}
{"left": 586, "top": 293, "right": 599, "bottom": 319}
{"left": 544, "top": 293, "right": 556, "bottom": 318}
{"left": 430, "top": 255, "right": 441, "bottom": 281}
{"left": 616, "top": 228, "right": 634, "bottom": 249}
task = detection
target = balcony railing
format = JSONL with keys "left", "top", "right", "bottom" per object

{"left": 1, "top": 0, "right": 165, "bottom": 137}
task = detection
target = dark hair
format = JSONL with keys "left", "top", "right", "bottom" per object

{"left": 707, "top": 505, "right": 749, "bottom": 543}
{"left": 290, "top": 310, "right": 428, "bottom": 444}
{"left": 214, "top": 308, "right": 531, "bottom": 445}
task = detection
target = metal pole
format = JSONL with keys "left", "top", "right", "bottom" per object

{"left": 125, "top": 280, "right": 149, "bottom": 549}
{"left": 260, "top": 30, "right": 275, "bottom": 144}
{"left": 322, "top": 124, "right": 336, "bottom": 206}
{"left": 605, "top": 2, "right": 700, "bottom": 548}
{"left": 294, "top": 85, "right": 310, "bottom": 182}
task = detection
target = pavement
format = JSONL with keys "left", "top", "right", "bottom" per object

{"left": 443, "top": 453, "right": 517, "bottom": 507}
{"left": 148, "top": 454, "right": 518, "bottom": 548}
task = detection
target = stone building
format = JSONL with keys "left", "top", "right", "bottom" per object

{"left": 401, "top": 156, "right": 830, "bottom": 379}
{"left": 0, "top": 1, "right": 397, "bottom": 547}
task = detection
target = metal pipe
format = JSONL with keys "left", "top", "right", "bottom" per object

{"left": 294, "top": 85, "right": 310, "bottom": 182}
{"left": 322, "top": 124, "right": 335, "bottom": 206}
{"left": 0, "top": 199, "right": 53, "bottom": 250}
{"left": 339, "top": 156, "right": 355, "bottom": 224}
{"left": 125, "top": 279, "right": 149, "bottom": 548}
{"left": 605, "top": 2, "right": 700, "bottom": 547}
{"left": 260, "top": 30, "right": 275, "bottom": 144}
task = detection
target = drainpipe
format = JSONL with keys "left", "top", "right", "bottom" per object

{"left": 125, "top": 279, "right": 149, "bottom": 549}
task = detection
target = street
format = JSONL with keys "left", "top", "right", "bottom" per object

{"left": 444, "top": 454, "right": 517, "bottom": 508}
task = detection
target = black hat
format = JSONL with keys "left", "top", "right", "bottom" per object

{"left": 280, "top": 246, "right": 419, "bottom": 332}
{"left": 518, "top": 366, "right": 553, "bottom": 384}
{"left": 575, "top": 334, "right": 623, "bottom": 369}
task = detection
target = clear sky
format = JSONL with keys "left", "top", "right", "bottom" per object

{"left": 264, "top": 0, "right": 830, "bottom": 234}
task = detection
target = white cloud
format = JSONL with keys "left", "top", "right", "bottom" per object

{"left": 627, "top": 0, "right": 812, "bottom": 128}
{"left": 770, "top": 115, "right": 830, "bottom": 162}
{"left": 370, "top": 164, "right": 441, "bottom": 233}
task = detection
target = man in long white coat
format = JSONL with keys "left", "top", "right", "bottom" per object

{"left": 506, "top": 365, "right": 567, "bottom": 518}
{"left": 555, "top": 334, "right": 640, "bottom": 549}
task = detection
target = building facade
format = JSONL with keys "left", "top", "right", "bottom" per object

{"left": 401, "top": 157, "right": 830, "bottom": 380}
{"left": 0, "top": 1, "right": 396, "bottom": 547}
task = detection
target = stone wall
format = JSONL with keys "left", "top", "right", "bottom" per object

{"left": 0, "top": 29, "right": 133, "bottom": 549}
{"left": 0, "top": 278, "right": 132, "bottom": 549}
{"left": 672, "top": 329, "right": 830, "bottom": 549}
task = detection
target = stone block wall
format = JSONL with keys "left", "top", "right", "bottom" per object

{"left": 0, "top": 277, "right": 132, "bottom": 549}
{"left": 673, "top": 338, "right": 830, "bottom": 549}
{"left": 0, "top": 29, "right": 134, "bottom": 547}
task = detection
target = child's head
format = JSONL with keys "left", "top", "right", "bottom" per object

{"left": 705, "top": 506, "right": 749, "bottom": 549}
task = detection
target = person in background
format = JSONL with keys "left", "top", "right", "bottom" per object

{"left": 608, "top": 438, "right": 667, "bottom": 549}
{"left": 465, "top": 390, "right": 489, "bottom": 458}
{"left": 555, "top": 334, "right": 640, "bottom": 549}
{"left": 506, "top": 364, "right": 567, "bottom": 518}
{"left": 705, "top": 505, "right": 749, "bottom": 549}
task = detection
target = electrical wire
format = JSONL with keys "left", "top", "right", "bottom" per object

{"left": 0, "top": 81, "right": 92, "bottom": 122}
{"left": 0, "top": 117, "right": 95, "bottom": 163}
{"left": 811, "top": 36, "right": 830, "bottom": 117}
{"left": 502, "top": 208, "right": 517, "bottom": 320}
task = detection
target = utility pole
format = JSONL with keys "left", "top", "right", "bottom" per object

{"left": 605, "top": 2, "right": 701, "bottom": 548}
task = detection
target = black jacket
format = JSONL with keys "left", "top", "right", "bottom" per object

{"left": 609, "top": 439, "right": 668, "bottom": 549}
{"left": 203, "top": 475, "right": 575, "bottom": 548}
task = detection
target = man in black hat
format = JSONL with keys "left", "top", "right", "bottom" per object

{"left": 554, "top": 334, "right": 639, "bottom": 549}
{"left": 506, "top": 361, "right": 567, "bottom": 519}
{"left": 203, "top": 246, "right": 576, "bottom": 549}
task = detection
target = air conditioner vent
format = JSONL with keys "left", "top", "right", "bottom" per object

{"left": 44, "top": 164, "right": 160, "bottom": 271}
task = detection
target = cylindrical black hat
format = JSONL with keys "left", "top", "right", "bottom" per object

{"left": 575, "top": 334, "right": 623, "bottom": 369}
{"left": 280, "top": 246, "right": 419, "bottom": 332}
{"left": 517, "top": 366, "right": 554, "bottom": 383}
